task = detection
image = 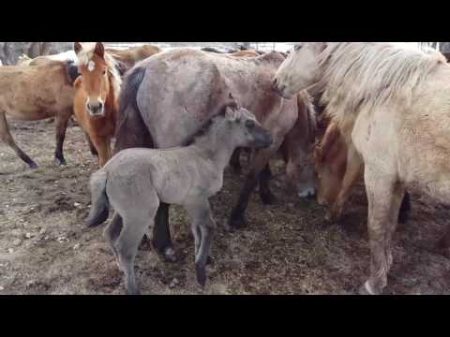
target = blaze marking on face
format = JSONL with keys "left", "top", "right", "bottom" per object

{"left": 87, "top": 60, "right": 95, "bottom": 72}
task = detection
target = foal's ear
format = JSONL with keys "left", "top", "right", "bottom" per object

{"left": 224, "top": 104, "right": 239, "bottom": 121}
{"left": 74, "top": 42, "right": 83, "bottom": 55}
{"left": 94, "top": 42, "right": 105, "bottom": 58}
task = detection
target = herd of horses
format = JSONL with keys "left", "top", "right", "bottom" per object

{"left": 2, "top": 42, "right": 450, "bottom": 294}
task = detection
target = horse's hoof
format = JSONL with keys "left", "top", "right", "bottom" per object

{"left": 195, "top": 264, "right": 207, "bottom": 287}
{"left": 28, "top": 162, "right": 38, "bottom": 169}
{"left": 55, "top": 157, "right": 66, "bottom": 166}
{"left": 260, "top": 191, "right": 277, "bottom": 205}
{"left": 206, "top": 256, "right": 214, "bottom": 266}
{"left": 162, "top": 246, "right": 177, "bottom": 263}
{"left": 227, "top": 213, "right": 247, "bottom": 231}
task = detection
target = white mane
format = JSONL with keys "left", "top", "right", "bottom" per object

{"left": 316, "top": 42, "right": 446, "bottom": 124}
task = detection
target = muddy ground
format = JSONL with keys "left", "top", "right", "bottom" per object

{"left": 1, "top": 119, "right": 450, "bottom": 295}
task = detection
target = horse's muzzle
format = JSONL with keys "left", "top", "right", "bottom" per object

{"left": 87, "top": 101, "right": 105, "bottom": 117}
{"left": 272, "top": 78, "right": 293, "bottom": 99}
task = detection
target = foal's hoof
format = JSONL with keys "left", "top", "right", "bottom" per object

{"left": 195, "top": 264, "right": 207, "bottom": 287}
{"left": 227, "top": 213, "right": 247, "bottom": 231}
{"left": 260, "top": 191, "right": 277, "bottom": 205}
{"left": 358, "top": 281, "right": 380, "bottom": 295}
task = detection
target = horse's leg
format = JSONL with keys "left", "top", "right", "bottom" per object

{"left": 360, "top": 167, "right": 404, "bottom": 295}
{"left": 185, "top": 199, "right": 216, "bottom": 287}
{"left": 84, "top": 132, "right": 98, "bottom": 157}
{"left": 230, "top": 148, "right": 242, "bottom": 174}
{"left": 91, "top": 136, "right": 110, "bottom": 167}
{"left": 0, "top": 110, "right": 37, "bottom": 168}
{"left": 229, "top": 144, "right": 280, "bottom": 229}
{"left": 397, "top": 191, "right": 411, "bottom": 224}
{"left": 54, "top": 110, "right": 72, "bottom": 166}
{"left": 327, "top": 147, "right": 363, "bottom": 221}
{"left": 259, "top": 163, "right": 277, "bottom": 205}
{"left": 151, "top": 203, "right": 177, "bottom": 262}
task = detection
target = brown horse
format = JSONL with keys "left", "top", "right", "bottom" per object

{"left": 114, "top": 48, "right": 306, "bottom": 261}
{"left": 0, "top": 59, "right": 79, "bottom": 168}
{"left": 72, "top": 42, "right": 121, "bottom": 167}
{"left": 105, "top": 44, "right": 161, "bottom": 74}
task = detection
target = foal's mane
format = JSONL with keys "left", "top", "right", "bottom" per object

{"left": 317, "top": 43, "right": 446, "bottom": 123}
{"left": 182, "top": 101, "right": 239, "bottom": 146}
{"left": 76, "top": 43, "right": 122, "bottom": 98}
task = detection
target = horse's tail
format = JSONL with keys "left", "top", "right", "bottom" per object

{"left": 114, "top": 65, "right": 153, "bottom": 153}
{"left": 86, "top": 169, "right": 109, "bottom": 227}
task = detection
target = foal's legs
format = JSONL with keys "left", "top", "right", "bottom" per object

{"left": 0, "top": 110, "right": 37, "bottom": 168}
{"left": 361, "top": 167, "right": 404, "bottom": 295}
{"left": 185, "top": 199, "right": 216, "bottom": 287}
{"left": 104, "top": 212, "right": 123, "bottom": 265}
{"left": 54, "top": 110, "right": 72, "bottom": 166}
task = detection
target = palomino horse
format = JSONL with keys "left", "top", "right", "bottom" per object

{"left": 273, "top": 42, "right": 450, "bottom": 294}
{"left": 72, "top": 42, "right": 121, "bottom": 167}
{"left": 0, "top": 59, "right": 79, "bottom": 168}
{"left": 86, "top": 102, "right": 272, "bottom": 294}
{"left": 114, "top": 48, "right": 304, "bottom": 261}
{"left": 313, "top": 119, "right": 411, "bottom": 223}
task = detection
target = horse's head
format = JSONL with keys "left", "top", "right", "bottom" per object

{"left": 272, "top": 42, "right": 327, "bottom": 99}
{"left": 74, "top": 42, "right": 111, "bottom": 117}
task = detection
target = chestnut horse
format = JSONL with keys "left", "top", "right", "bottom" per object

{"left": 72, "top": 42, "right": 121, "bottom": 167}
{"left": 0, "top": 59, "right": 79, "bottom": 168}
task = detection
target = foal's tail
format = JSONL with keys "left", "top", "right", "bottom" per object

{"left": 86, "top": 169, "right": 110, "bottom": 227}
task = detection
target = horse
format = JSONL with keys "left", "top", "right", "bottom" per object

{"left": 114, "top": 48, "right": 306, "bottom": 262}
{"left": 86, "top": 102, "right": 272, "bottom": 294}
{"left": 273, "top": 42, "right": 450, "bottom": 294}
{"left": 0, "top": 59, "right": 79, "bottom": 168}
{"left": 231, "top": 90, "right": 318, "bottom": 198}
{"left": 72, "top": 42, "right": 121, "bottom": 167}
{"left": 314, "top": 119, "right": 411, "bottom": 223}
{"left": 105, "top": 44, "right": 161, "bottom": 74}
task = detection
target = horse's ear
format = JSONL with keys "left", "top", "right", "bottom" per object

{"left": 74, "top": 42, "right": 82, "bottom": 55}
{"left": 94, "top": 42, "right": 105, "bottom": 58}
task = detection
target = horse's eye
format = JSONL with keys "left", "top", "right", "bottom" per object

{"left": 245, "top": 120, "right": 255, "bottom": 129}
{"left": 103, "top": 70, "right": 107, "bottom": 75}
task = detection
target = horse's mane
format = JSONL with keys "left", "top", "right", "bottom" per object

{"left": 317, "top": 43, "right": 446, "bottom": 124}
{"left": 76, "top": 43, "right": 122, "bottom": 98}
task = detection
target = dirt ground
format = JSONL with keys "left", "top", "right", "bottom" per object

{"left": 1, "top": 119, "right": 450, "bottom": 295}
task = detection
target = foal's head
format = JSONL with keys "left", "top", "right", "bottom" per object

{"left": 74, "top": 42, "right": 120, "bottom": 117}
{"left": 220, "top": 103, "right": 273, "bottom": 149}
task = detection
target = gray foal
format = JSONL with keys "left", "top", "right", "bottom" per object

{"left": 85, "top": 102, "right": 273, "bottom": 294}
